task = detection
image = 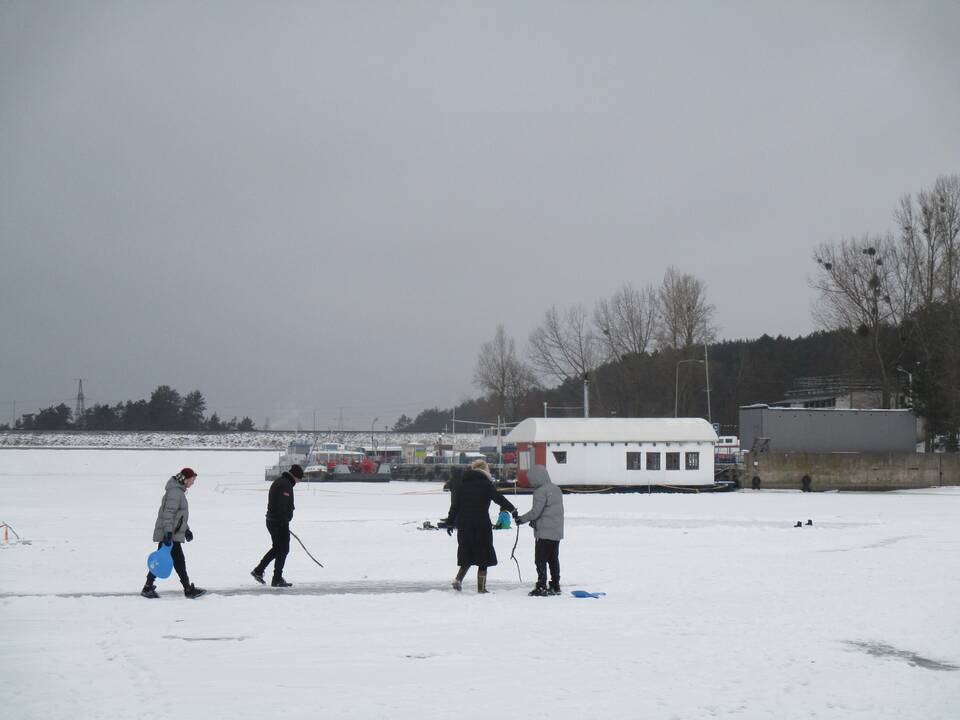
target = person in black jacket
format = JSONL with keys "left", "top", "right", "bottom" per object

{"left": 251, "top": 464, "right": 303, "bottom": 587}
{"left": 441, "top": 464, "right": 516, "bottom": 593}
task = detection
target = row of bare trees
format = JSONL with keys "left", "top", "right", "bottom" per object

{"left": 811, "top": 174, "right": 960, "bottom": 442}
{"left": 473, "top": 267, "right": 719, "bottom": 420}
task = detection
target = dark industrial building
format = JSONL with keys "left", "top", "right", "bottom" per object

{"left": 740, "top": 405, "right": 918, "bottom": 454}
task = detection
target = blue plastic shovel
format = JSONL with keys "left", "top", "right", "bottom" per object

{"left": 570, "top": 590, "right": 606, "bottom": 599}
{"left": 147, "top": 543, "right": 174, "bottom": 578}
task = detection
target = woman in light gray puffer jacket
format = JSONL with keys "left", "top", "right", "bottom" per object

{"left": 141, "top": 468, "right": 205, "bottom": 599}
{"left": 516, "top": 465, "right": 565, "bottom": 596}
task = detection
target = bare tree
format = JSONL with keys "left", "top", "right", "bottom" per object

{"left": 811, "top": 234, "right": 909, "bottom": 406}
{"left": 896, "top": 174, "right": 960, "bottom": 306}
{"left": 528, "top": 304, "right": 603, "bottom": 385}
{"left": 473, "top": 325, "right": 536, "bottom": 420}
{"left": 594, "top": 282, "right": 660, "bottom": 360}
{"left": 656, "top": 267, "right": 717, "bottom": 350}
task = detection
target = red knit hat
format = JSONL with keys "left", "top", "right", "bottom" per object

{"left": 179, "top": 468, "right": 197, "bottom": 479}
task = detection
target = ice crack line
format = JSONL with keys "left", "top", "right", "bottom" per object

{"left": 844, "top": 641, "right": 959, "bottom": 671}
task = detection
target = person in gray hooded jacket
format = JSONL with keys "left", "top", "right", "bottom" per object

{"left": 141, "top": 468, "right": 205, "bottom": 599}
{"left": 514, "top": 465, "right": 564, "bottom": 596}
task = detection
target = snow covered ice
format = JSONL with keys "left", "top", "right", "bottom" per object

{"left": 1, "top": 449, "right": 958, "bottom": 719}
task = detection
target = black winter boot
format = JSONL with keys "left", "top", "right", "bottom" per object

{"left": 271, "top": 577, "right": 293, "bottom": 588}
{"left": 477, "top": 572, "right": 489, "bottom": 594}
{"left": 547, "top": 579, "right": 561, "bottom": 596}
{"left": 251, "top": 569, "right": 266, "bottom": 585}
{"left": 528, "top": 585, "right": 548, "bottom": 597}
{"left": 183, "top": 583, "right": 206, "bottom": 598}
{"left": 141, "top": 584, "right": 159, "bottom": 599}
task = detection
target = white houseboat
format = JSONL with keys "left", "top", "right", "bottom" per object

{"left": 506, "top": 417, "right": 718, "bottom": 489}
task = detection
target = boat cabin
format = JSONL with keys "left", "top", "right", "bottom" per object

{"left": 506, "top": 418, "right": 718, "bottom": 488}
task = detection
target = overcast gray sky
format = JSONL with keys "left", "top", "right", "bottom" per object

{"left": 2, "top": 1, "right": 958, "bottom": 429}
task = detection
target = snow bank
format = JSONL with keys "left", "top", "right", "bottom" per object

{"left": 0, "top": 430, "right": 485, "bottom": 451}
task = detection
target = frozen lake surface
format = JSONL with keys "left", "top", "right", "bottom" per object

{"left": 1, "top": 449, "right": 958, "bottom": 719}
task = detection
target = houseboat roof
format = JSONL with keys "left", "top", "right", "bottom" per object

{"left": 506, "top": 417, "right": 718, "bottom": 444}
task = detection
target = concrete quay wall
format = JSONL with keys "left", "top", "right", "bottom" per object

{"left": 745, "top": 452, "right": 960, "bottom": 491}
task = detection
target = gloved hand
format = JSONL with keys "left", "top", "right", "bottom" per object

{"left": 511, "top": 509, "right": 520, "bottom": 520}
{"left": 184, "top": 529, "right": 194, "bottom": 542}
{"left": 162, "top": 531, "right": 173, "bottom": 545}
{"left": 515, "top": 516, "right": 526, "bottom": 525}
{"left": 446, "top": 525, "right": 454, "bottom": 536}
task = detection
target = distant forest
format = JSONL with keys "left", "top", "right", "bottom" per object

{"left": 3, "top": 385, "right": 255, "bottom": 432}
{"left": 394, "top": 328, "right": 907, "bottom": 434}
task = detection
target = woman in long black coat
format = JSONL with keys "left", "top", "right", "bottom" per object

{"left": 442, "top": 462, "right": 516, "bottom": 593}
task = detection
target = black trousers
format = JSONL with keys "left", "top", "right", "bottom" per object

{"left": 146, "top": 541, "right": 189, "bottom": 587}
{"left": 534, "top": 539, "right": 560, "bottom": 587}
{"left": 254, "top": 520, "right": 290, "bottom": 579}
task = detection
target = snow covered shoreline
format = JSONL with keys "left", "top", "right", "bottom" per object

{"left": 0, "top": 430, "right": 485, "bottom": 451}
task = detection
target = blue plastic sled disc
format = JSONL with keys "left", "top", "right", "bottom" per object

{"left": 570, "top": 590, "right": 606, "bottom": 599}
{"left": 147, "top": 543, "right": 174, "bottom": 578}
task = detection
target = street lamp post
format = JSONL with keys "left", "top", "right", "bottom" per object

{"left": 371, "top": 417, "right": 379, "bottom": 450}
{"left": 675, "top": 359, "right": 705, "bottom": 418}
{"left": 895, "top": 367, "right": 913, "bottom": 408}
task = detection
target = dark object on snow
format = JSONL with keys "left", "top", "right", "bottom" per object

{"left": 801, "top": 475, "right": 812, "bottom": 492}
{"left": 529, "top": 585, "right": 548, "bottom": 596}
{"left": 806, "top": 519, "right": 813, "bottom": 526}
{"left": 183, "top": 583, "right": 206, "bottom": 598}
{"left": 271, "top": 577, "right": 293, "bottom": 588}
{"left": 794, "top": 521, "right": 803, "bottom": 528}
{"left": 251, "top": 569, "right": 265, "bottom": 584}
{"left": 141, "top": 584, "right": 159, "bottom": 599}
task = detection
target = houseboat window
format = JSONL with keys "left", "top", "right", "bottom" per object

{"left": 552, "top": 451, "right": 567, "bottom": 464}
{"left": 646, "top": 452, "right": 661, "bottom": 471}
{"left": 666, "top": 452, "right": 680, "bottom": 470}
{"left": 626, "top": 452, "right": 643, "bottom": 470}
{"left": 685, "top": 452, "right": 700, "bottom": 470}
{"left": 518, "top": 451, "right": 531, "bottom": 470}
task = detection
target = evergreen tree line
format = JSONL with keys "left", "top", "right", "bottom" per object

{"left": 394, "top": 329, "right": 884, "bottom": 434}
{"left": 3, "top": 385, "right": 255, "bottom": 432}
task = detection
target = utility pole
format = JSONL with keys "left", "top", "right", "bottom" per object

{"left": 583, "top": 374, "right": 590, "bottom": 418}
{"left": 703, "top": 344, "right": 712, "bottom": 423}
{"left": 75, "top": 379, "right": 85, "bottom": 429}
